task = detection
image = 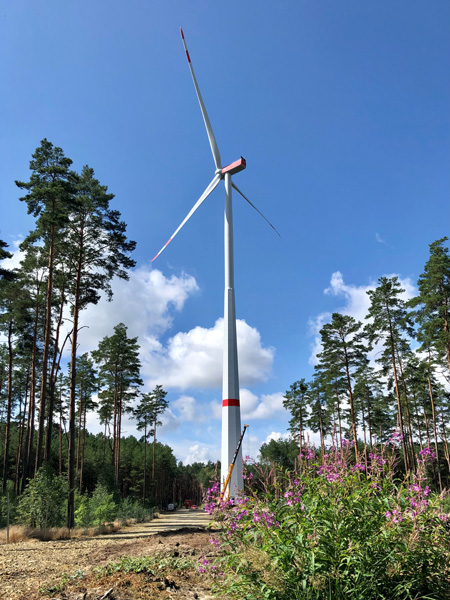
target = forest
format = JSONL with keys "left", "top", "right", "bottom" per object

{"left": 0, "top": 140, "right": 215, "bottom": 529}
{"left": 1, "top": 139, "right": 449, "bottom": 539}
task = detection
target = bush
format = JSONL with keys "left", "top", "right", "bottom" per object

{"left": 16, "top": 466, "right": 67, "bottom": 528}
{"left": 117, "top": 496, "right": 150, "bottom": 522}
{"left": 74, "top": 484, "right": 116, "bottom": 527}
{"left": 204, "top": 442, "right": 450, "bottom": 600}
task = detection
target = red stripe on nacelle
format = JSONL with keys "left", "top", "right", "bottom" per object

{"left": 222, "top": 399, "right": 240, "bottom": 407}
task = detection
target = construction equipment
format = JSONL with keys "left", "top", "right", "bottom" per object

{"left": 219, "top": 424, "right": 248, "bottom": 502}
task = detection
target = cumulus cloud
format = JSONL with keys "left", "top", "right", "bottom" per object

{"left": 144, "top": 318, "right": 274, "bottom": 390}
{"left": 75, "top": 266, "right": 199, "bottom": 354}
{"left": 182, "top": 443, "right": 219, "bottom": 465}
{"left": 241, "top": 389, "right": 287, "bottom": 420}
{"left": 264, "top": 431, "right": 291, "bottom": 443}
{"left": 0, "top": 238, "right": 25, "bottom": 270}
{"left": 309, "top": 271, "right": 417, "bottom": 365}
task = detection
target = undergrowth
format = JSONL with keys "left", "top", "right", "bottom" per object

{"left": 203, "top": 437, "right": 450, "bottom": 600}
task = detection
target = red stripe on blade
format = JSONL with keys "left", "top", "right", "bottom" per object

{"left": 186, "top": 50, "right": 191, "bottom": 63}
{"left": 222, "top": 399, "right": 240, "bottom": 407}
{"left": 180, "top": 28, "right": 184, "bottom": 39}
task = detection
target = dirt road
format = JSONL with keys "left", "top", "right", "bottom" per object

{"left": 0, "top": 509, "right": 216, "bottom": 599}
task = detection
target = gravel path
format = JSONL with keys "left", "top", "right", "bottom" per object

{"left": 0, "top": 509, "right": 213, "bottom": 599}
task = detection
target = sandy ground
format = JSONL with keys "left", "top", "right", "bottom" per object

{"left": 0, "top": 509, "right": 219, "bottom": 600}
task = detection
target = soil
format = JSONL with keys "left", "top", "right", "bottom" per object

{"left": 0, "top": 510, "right": 221, "bottom": 600}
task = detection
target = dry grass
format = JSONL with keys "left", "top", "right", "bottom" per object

{"left": 0, "top": 511, "right": 160, "bottom": 545}
{"left": 0, "top": 521, "right": 124, "bottom": 545}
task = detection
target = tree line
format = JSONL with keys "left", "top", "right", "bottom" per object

{"left": 280, "top": 238, "right": 450, "bottom": 488}
{"left": 0, "top": 140, "right": 210, "bottom": 527}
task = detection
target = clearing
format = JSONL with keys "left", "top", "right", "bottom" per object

{"left": 0, "top": 509, "right": 220, "bottom": 600}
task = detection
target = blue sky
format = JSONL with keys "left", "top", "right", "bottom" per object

{"left": 1, "top": 1, "right": 448, "bottom": 463}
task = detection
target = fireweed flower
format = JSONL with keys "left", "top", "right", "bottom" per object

{"left": 299, "top": 447, "right": 315, "bottom": 460}
{"left": 419, "top": 448, "right": 436, "bottom": 464}
{"left": 351, "top": 463, "right": 366, "bottom": 473}
{"left": 252, "top": 510, "right": 279, "bottom": 528}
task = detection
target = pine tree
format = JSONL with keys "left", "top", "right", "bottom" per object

{"left": 64, "top": 165, "right": 135, "bottom": 525}
{"left": 283, "top": 379, "right": 309, "bottom": 447}
{"left": 92, "top": 323, "right": 142, "bottom": 494}
{"left": 0, "top": 271, "right": 30, "bottom": 492}
{"left": 409, "top": 237, "right": 450, "bottom": 378}
{"left": 0, "top": 239, "right": 13, "bottom": 281}
{"left": 74, "top": 354, "right": 98, "bottom": 492}
{"left": 147, "top": 385, "right": 169, "bottom": 486}
{"left": 306, "top": 374, "right": 332, "bottom": 459}
{"left": 316, "top": 313, "right": 368, "bottom": 460}
{"left": 133, "top": 392, "right": 154, "bottom": 503}
{"left": 15, "top": 139, "right": 75, "bottom": 474}
{"left": 366, "top": 276, "right": 415, "bottom": 472}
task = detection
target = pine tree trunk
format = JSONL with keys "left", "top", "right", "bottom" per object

{"left": 411, "top": 391, "right": 424, "bottom": 451}
{"left": 44, "top": 283, "right": 67, "bottom": 463}
{"left": 59, "top": 403, "right": 63, "bottom": 476}
{"left": 115, "top": 392, "right": 122, "bottom": 487}
{"left": 365, "top": 386, "right": 373, "bottom": 448}
{"left": 152, "top": 414, "right": 156, "bottom": 482}
{"left": 36, "top": 222, "right": 56, "bottom": 474}
{"left": 80, "top": 404, "right": 87, "bottom": 492}
{"left": 318, "top": 392, "right": 325, "bottom": 460}
{"left": 2, "top": 321, "right": 14, "bottom": 493}
{"left": 396, "top": 350, "right": 417, "bottom": 472}
{"left": 422, "top": 400, "right": 432, "bottom": 449}
{"left": 67, "top": 244, "right": 83, "bottom": 529}
{"left": 14, "top": 373, "right": 30, "bottom": 495}
{"left": 343, "top": 346, "right": 359, "bottom": 461}
{"left": 143, "top": 422, "right": 147, "bottom": 504}
{"left": 22, "top": 288, "right": 40, "bottom": 491}
{"left": 76, "top": 382, "right": 83, "bottom": 473}
{"left": 427, "top": 375, "right": 442, "bottom": 492}
{"left": 361, "top": 401, "right": 368, "bottom": 463}
{"left": 443, "top": 291, "right": 450, "bottom": 373}
{"left": 439, "top": 408, "right": 450, "bottom": 475}
{"left": 386, "top": 304, "right": 409, "bottom": 472}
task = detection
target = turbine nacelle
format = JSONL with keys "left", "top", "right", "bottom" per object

{"left": 221, "top": 157, "right": 246, "bottom": 178}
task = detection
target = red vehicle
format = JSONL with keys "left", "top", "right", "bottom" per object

{"left": 184, "top": 499, "right": 194, "bottom": 509}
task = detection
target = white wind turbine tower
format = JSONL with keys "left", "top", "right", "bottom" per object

{"left": 152, "top": 29, "right": 279, "bottom": 496}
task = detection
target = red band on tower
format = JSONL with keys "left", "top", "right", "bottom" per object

{"left": 222, "top": 399, "right": 240, "bottom": 407}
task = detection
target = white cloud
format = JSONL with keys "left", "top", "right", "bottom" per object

{"left": 0, "top": 238, "right": 25, "bottom": 271}
{"left": 241, "top": 389, "right": 287, "bottom": 420}
{"left": 375, "top": 233, "right": 387, "bottom": 245}
{"left": 144, "top": 318, "right": 274, "bottom": 390}
{"left": 309, "top": 271, "right": 417, "bottom": 365}
{"left": 182, "top": 443, "right": 219, "bottom": 465}
{"left": 75, "top": 266, "right": 199, "bottom": 354}
{"left": 265, "top": 431, "right": 291, "bottom": 443}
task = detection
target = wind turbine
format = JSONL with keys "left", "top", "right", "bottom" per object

{"left": 152, "top": 29, "right": 279, "bottom": 496}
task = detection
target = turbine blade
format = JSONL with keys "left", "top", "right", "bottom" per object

{"left": 232, "top": 182, "right": 281, "bottom": 237}
{"left": 180, "top": 28, "right": 222, "bottom": 171}
{"left": 152, "top": 174, "right": 221, "bottom": 262}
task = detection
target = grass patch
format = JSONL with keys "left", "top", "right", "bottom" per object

{"left": 0, "top": 520, "right": 126, "bottom": 544}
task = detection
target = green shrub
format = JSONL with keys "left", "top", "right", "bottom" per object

{"left": 16, "top": 466, "right": 67, "bottom": 528}
{"left": 118, "top": 496, "right": 149, "bottom": 521}
{"left": 87, "top": 484, "right": 117, "bottom": 526}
